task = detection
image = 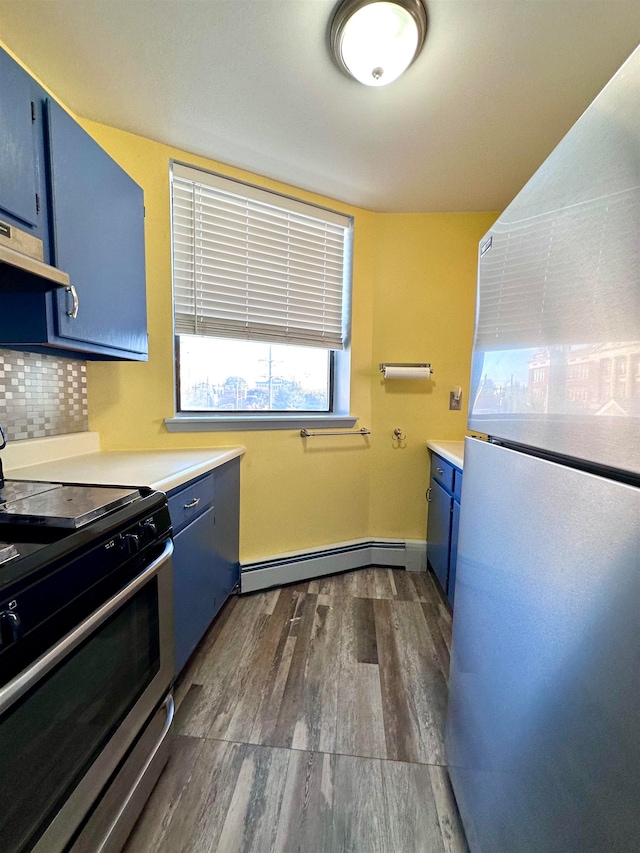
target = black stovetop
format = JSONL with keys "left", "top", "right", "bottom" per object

{"left": 0, "top": 480, "right": 140, "bottom": 529}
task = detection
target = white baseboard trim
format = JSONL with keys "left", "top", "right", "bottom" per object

{"left": 240, "top": 538, "right": 424, "bottom": 593}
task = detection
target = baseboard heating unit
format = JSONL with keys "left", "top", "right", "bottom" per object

{"left": 240, "top": 538, "right": 426, "bottom": 593}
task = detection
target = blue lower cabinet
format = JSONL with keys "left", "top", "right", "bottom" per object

{"left": 169, "top": 459, "right": 240, "bottom": 675}
{"left": 212, "top": 457, "right": 241, "bottom": 603}
{"left": 427, "top": 452, "right": 463, "bottom": 607}
{"left": 448, "top": 499, "right": 461, "bottom": 607}
{"left": 173, "top": 505, "right": 219, "bottom": 673}
{"left": 427, "top": 478, "right": 452, "bottom": 594}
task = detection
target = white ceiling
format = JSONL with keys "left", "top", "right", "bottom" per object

{"left": 0, "top": 1, "right": 638, "bottom": 213}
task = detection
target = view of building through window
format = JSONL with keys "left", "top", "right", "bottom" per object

{"left": 178, "top": 335, "right": 331, "bottom": 412}
{"left": 474, "top": 341, "right": 640, "bottom": 416}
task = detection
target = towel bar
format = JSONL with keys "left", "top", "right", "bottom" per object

{"left": 300, "top": 428, "right": 371, "bottom": 437}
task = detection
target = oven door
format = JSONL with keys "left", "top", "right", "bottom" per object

{"left": 0, "top": 538, "right": 174, "bottom": 853}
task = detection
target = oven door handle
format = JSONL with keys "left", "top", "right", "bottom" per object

{"left": 0, "top": 538, "right": 174, "bottom": 715}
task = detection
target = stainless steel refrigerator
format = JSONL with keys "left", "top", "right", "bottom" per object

{"left": 446, "top": 48, "right": 640, "bottom": 853}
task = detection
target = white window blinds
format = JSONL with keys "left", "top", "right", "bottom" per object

{"left": 172, "top": 163, "right": 352, "bottom": 350}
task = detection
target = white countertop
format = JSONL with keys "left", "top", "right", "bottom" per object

{"left": 4, "top": 434, "right": 245, "bottom": 493}
{"left": 426, "top": 440, "right": 465, "bottom": 470}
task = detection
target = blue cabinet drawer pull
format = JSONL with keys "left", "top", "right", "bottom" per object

{"left": 183, "top": 497, "right": 200, "bottom": 509}
{"left": 435, "top": 467, "right": 444, "bottom": 475}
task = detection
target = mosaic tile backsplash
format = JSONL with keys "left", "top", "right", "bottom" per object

{"left": 0, "top": 349, "right": 88, "bottom": 441}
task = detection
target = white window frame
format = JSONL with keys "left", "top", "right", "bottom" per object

{"left": 165, "top": 162, "right": 356, "bottom": 432}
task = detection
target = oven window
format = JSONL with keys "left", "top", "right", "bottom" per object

{"left": 0, "top": 580, "right": 160, "bottom": 853}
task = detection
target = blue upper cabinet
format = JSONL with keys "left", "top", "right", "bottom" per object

{"left": 0, "top": 45, "right": 148, "bottom": 361}
{"left": 0, "top": 48, "right": 41, "bottom": 230}
{"left": 45, "top": 99, "right": 148, "bottom": 357}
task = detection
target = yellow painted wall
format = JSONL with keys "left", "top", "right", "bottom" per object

{"left": 83, "top": 119, "right": 496, "bottom": 549}
{"left": 78, "top": 120, "right": 379, "bottom": 561}
{"left": 367, "top": 212, "right": 498, "bottom": 539}
{"left": 1, "top": 36, "right": 498, "bottom": 558}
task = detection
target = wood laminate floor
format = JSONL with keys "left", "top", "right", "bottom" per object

{"left": 123, "top": 568, "right": 468, "bottom": 853}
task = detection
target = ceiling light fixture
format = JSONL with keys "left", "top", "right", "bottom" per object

{"left": 330, "top": 0, "right": 428, "bottom": 87}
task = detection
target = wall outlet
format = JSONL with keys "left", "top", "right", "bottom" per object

{"left": 449, "top": 391, "right": 462, "bottom": 410}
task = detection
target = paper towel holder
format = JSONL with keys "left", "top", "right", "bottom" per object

{"left": 380, "top": 362, "right": 433, "bottom": 376}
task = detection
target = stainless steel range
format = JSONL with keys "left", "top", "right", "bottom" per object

{"left": 0, "top": 474, "right": 175, "bottom": 853}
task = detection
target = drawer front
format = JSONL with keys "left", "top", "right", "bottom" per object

{"left": 431, "top": 454, "right": 455, "bottom": 493}
{"left": 453, "top": 468, "right": 463, "bottom": 501}
{"left": 168, "top": 472, "right": 215, "bottom": 534}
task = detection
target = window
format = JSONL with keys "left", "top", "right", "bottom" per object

{"left": 170, "top": 164, "right": 353, "bottom": 426}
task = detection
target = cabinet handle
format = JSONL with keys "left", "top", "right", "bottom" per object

{"left": 66, "top": 284, "right": 79, "bottom": 319}
{"left": 183, "top": 497, "right": 200, "bottom": 509}
{"left": 426, "top": 488, "right": 432, "bottom": 502}
{"left": 435, "top": 467, "right": 444, "bottom": 475}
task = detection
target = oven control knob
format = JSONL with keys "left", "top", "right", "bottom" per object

{"left": 123, "top": 533, "right": 141, "bottom": 555}
{"left": 0, "top": 610, "right": 22, "bottom": 647}
{"left": 140, "top": 520, "right": 157, "bottom": 543}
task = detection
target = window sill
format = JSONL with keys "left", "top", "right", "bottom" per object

{"left": 164, "top": 414, "right": 360, "bottom": 433}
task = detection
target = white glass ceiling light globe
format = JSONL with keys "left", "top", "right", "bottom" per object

{"left": 331, "top": 0, "right": 427, "bottom": 87}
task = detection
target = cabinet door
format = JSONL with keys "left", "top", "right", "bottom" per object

{"left": 213, "top": 459, "right": 240, "bottom": 599}
{"left": 0, "top": 48, "right": 39, "bottom": 228}
{"left": 448, "top": 499, "right": 461, "bottom": 607}
{"left": 172, "top": 505, "right": 220, "bottom": 674}
{"left": 45, "top": 98, "right": 148, "bottom": 356}
{"left": 427, "top": 477, "right": 452, "bottom": 595}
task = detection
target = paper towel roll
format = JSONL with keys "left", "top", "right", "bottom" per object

{"left": 383, "top": 365, "right": 431, "bottom": 379}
